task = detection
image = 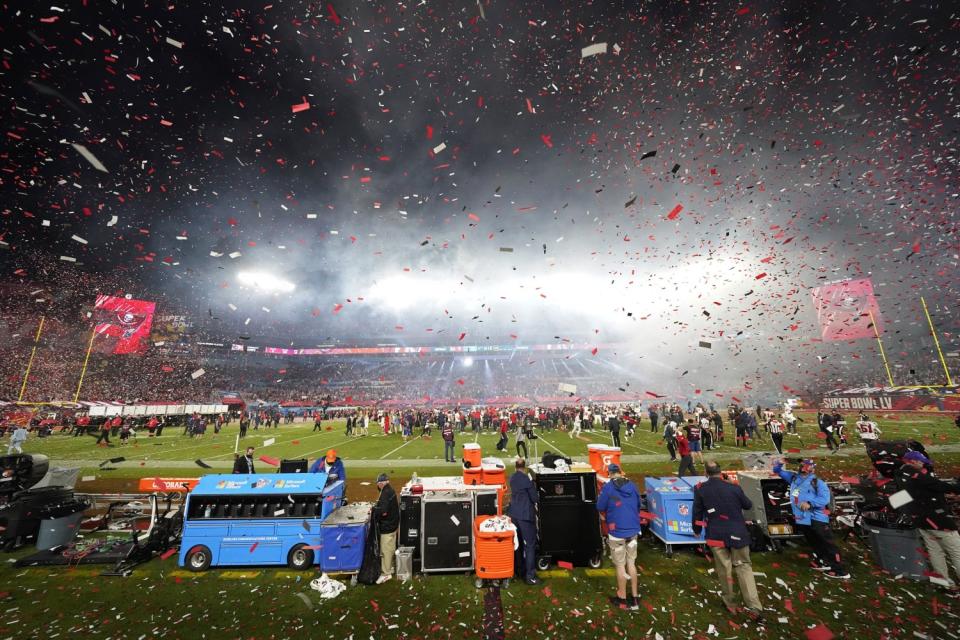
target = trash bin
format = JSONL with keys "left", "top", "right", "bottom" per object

{"left": 862, "top": 513, "right": 928, "bottom": 580}
{"left": 36, "top": 511, "right": 86, "bottom": 550}
{"left": 395, "top": 546, "right": 414, "bottom": 582}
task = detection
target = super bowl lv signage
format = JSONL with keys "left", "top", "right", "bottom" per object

{"left": 94, "top": 295, "right": 156, "bottom": 354}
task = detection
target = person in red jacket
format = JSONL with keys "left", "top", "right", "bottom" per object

{"left": 147, "top": 416, "right": 159, "bottom": 437}
{"left": 676, "top": 431, "right": 697, "bottom": 477}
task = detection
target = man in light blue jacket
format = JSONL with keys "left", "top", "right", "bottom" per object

{"left": 773, "top": 458, "right": 849, "bottom": 579}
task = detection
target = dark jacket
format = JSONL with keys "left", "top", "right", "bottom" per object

{"left": 692, "top": 476, "right": 753, "bottom": 548}
{"left": 232, "top": 455, "right": 255, "bottom": 474}
{"left": 895, "top": 464, "right": 958, "bottom": 531}
{"left": 508, "top": 471, "right": 538, "bottom": 523}
{"left": 596, "top": 476, "right": 642, "bottom": 539}
{"left": 374, "top": 482, "right": 400, "bottom": 533}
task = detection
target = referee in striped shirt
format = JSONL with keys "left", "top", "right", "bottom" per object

{"left": 767, "top": 416, "right": 785, "bottom": 454}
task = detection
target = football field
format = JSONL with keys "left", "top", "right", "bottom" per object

{"left": 15, "top": 412, "right": 960, "bottom": 490}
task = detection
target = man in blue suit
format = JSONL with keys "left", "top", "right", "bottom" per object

{"left": 692, "top": 461, "right": 764, "bottom": 623}
{"left": 508, "top": 458, "right": 540, "bottom": 585}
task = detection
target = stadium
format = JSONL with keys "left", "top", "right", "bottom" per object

{"left": 2, "top": 1, "right": 960, "bottom": 639}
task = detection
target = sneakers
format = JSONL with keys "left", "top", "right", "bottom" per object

{"left": 810, "top": 562, "right": 830, "bottom": 572}
{"left": 824, "top": 571, "right": 851, "bottom": 580}
{"left": 628, "top": 596, "right": 640, "bottom": 611}
{"left": 375, "top": 574, "right": 392, "bottom": 585}
{"left": 524, "top": 576, "right": 541, "bottom": 585}
{"left": 744, "top": 608, "right": 766, "bottom": 624}
{"left": 609, "top": 596, "right": 629, "bottom": 609}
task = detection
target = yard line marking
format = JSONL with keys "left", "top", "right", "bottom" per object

{"left": 535, "top": 433, "right": 570, "bottom": 458}
{"left": 168, "top": 428, "right": 343, "bottom": 461}
{"left": 380, "top": 436, "right": 421, "bottom": 459}
{"left": 618, "top": 439, "right": 660, "bottom": 455}
{"left": 298, "top": 436, "right": 370, "bottom": 462}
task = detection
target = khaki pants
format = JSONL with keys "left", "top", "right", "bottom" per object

{"left": 712, "top": 545, "right": 762, "bottom": 611}
{"left": 919, "top": 529, "right": 960, "bottom": 587}
{"left": 380, "top": 530, "right": 397, "bottom": 576}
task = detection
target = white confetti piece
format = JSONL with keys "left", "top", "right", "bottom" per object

{"left": 263, "top": 438, "right": 276, "bottom": 447}
{"left": 432, "top": 142, "right": 447, "bottom": 154}
{"left": 450, "top": 515, "right": 460, "bottom": 526}
{"left": 71, "top": 234, "right": 88, "bottom": 244}
{"left": 166, "top": 36, "right": 184, "bottom": 48}
{"left": 191, "top": 368, "right": 206, "bottom": 379}
{"left": 228, "top": 251, "right": 242, "bottom": 258}
{"left": 581, "top": 42, "right": 608, "bottom": 58}
{"left": 107, "top": 215, "right": 118, "bottom": 226}
{"left": 71, "top": 143, "right": 109, "bottom": 173}
{"left": 60, "top": 256, "right": 76, "bottom": 262}
{"left": 888, "top": 490, "right": 913, "bottom": 509}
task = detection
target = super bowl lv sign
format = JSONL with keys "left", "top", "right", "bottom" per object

{"left": 94, "top": 295, "right": 156, "bottom": 354}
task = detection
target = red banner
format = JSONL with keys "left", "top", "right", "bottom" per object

{"left": 94, "top": 295, "right": 156, "bottom": 354}
{"left": 809, "top": 278, "right": 882, "bottom": 341}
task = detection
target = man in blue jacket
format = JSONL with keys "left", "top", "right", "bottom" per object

{"left": 309, "top": 449, "right": 346, "bottom": 484}
{"left": 508, "top": 458, "right": 540, "bottom": 585}
{"left": 596, "top": 464, "right": 641, "bottom": 610}
{"left": 773, "top": 458, "right": 849, "bottom": 579}
{"left": 693, "top": 462, "right": 764, "bottom": 622}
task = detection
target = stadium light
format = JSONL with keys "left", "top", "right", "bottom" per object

{"left": 237, "top": 271, "right": 296, "bottom": 294}
{"left": 462, "top": 356, "right": 474, "bottom": 367}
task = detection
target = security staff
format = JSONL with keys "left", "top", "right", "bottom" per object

{"left": 692, "top": 461, "right": 764, "bottom": 622}
{"left": 508, "top": 458, "right": 540, "bottom": 585}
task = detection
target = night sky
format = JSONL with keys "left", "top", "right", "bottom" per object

{"left": 1, "top": 1, "right": 958, "bottom": 393}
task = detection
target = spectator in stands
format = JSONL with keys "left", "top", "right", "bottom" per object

{"left": 596, "top": 463, "right": 641, "bottom": 610}
{"left": 233, "top": 447, "right": 256, "bottom": 474}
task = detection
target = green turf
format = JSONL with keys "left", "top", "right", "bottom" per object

{"left": 3, "top": 412, "right": 960, "bottom": 637}
{"left": 1, "top": 525, "right": 957, "bottom": 639}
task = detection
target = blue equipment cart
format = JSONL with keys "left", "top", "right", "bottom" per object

{"left": 178, "top": 473, "right": 345, "bottom": 571}
{"left": 644, "top": 476, "right": 707, "bottom": 556}
{"left": 319, "top": 502, "right": 372, "bottom": 573}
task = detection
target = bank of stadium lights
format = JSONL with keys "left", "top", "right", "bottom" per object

{"left": 462, "top": 356, "right": 474, "bottom": 367}
{"left": 237, "top": 271, "right": 296, "bottom": 294}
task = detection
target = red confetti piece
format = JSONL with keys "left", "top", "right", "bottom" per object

{"left": 326, "top": 3, "right": 340, "bottom": 24}
{"left": 291, "top": 100, "right": 310, "bottom": 113}
{"left": 540, "top": 134, "right": 553, "bottom": 148}
{"left": 425, "top": 125, "right": 433, "bottom": 139}
{"left": 736, "top": 6, "right": 751, "bottom": 15}
{"left": 160, "top": 548, "right": 178, "bottom": 560}
{"left": 557, "top": 560, "right": 573, "bottom": 570}
{"left": 804, "top": 625, "right": 835, "bottom": 640}
{"left": 458, "top": 332, "right": 466, "bottom": 341}
{"left": 249, "top": 542, "right": 259, "bottom": 553}
{"left": 258, "top": 455, "right": 280, "bottom": 466}
{"left": 755, "top": 272, "right": 767, "bottom": 279}
{"left": 667, "top": 204, "right": 683, "bottom": 220}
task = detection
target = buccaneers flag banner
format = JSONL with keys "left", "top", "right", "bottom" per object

{"left": 809, "top": 278, "right": 882, "bottom": 341}
{"left": 94, "top": 295, "right": 156, "bottom": 354}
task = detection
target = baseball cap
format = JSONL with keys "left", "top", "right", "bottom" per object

{"left": 800, "top": 458, "right": 816, "bottom": 469}
{"left": 607, "top": 463, "right": 621, "bottom": 475}
{"left": 326, "top": 449, "right": 337, "bottom": 463}
{"left": 903, "top": 450, "right": 931, "bottom": 465}
{"left": 376, "top": 473, "right": 389, "bottom": 483}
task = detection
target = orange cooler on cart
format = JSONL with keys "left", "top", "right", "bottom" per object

{"left": 587, "top": 444, "right": 605, "bottom": 474}
{"left": 463, "top": 442, "right": 482, "bottom": 468}
{"left": 597, "top": 446, "right": 622, "bottom": 478}
{"left": 474, "top": 515, "right": 515, "bottom": 585}
{"left": 481, "top": 464, "right": 506, "bottom": 486}
{"left": 463, "top": 466, "right": 483, "bottom": 486}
